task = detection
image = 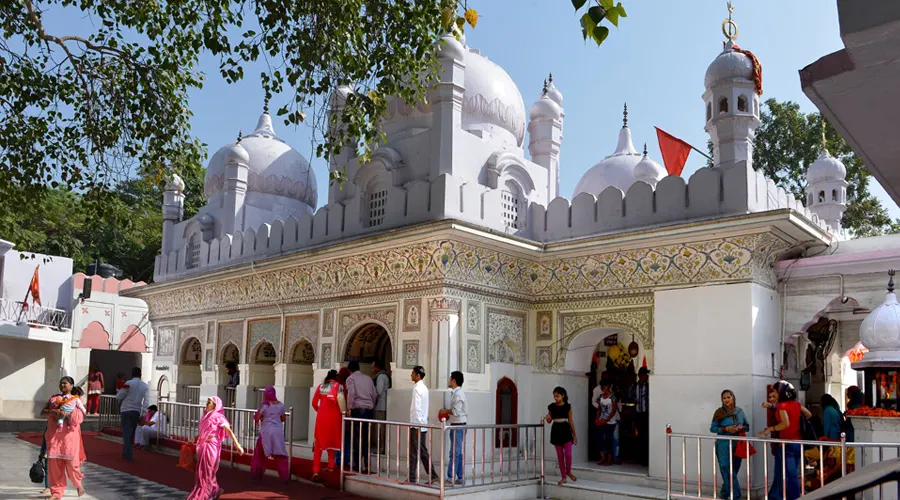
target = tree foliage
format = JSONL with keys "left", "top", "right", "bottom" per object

{"left": 571, "top": 0, "right": 628, "bottom": 46}
{"left": 708, "top": 98, "right": 899, "bottom": 237}
{"left": 0, "top": 0, "right": 449, "bottom": 200}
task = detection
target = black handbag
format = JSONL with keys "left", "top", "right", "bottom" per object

{"left": 29, "top": 459, "right": 45, "bottom": 484}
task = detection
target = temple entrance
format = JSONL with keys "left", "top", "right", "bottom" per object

{"left": 343, "top": 323, "right": 393, "bottom": 375}
{"left": 176, "top": 337, "right": 202, "bottom": 404}
{"left": 250, "top": 340, "right": 277, "bottom": 408}
{"left": 88, "top": 349, "right": 141, "bottom": 394}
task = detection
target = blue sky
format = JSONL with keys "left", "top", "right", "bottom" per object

{"left": 173, "top": 1, "right": 896, "bottom": 218}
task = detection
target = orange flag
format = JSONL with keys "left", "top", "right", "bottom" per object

{"left": 26, "top": 266, "right": 41, "bottom": 306}
{"left": 655, "top": 127, "right": 693, "bottom": 177}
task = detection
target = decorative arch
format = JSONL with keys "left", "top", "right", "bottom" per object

{"left": 484, "top": 151, "right": 536, "bottom": 194}
{"left": 495, "top": 377, "right": 518, "bottom": 447}
{"left": 557, "top": 308, "right": 654, "bottom": 371}
{"left": 343, "top": 323, "right": 393, "bottom": 365}
{"left": 289, "top": 339, "right": 316, "bottom": 365}
{"left": 179, "top": 337, "right": 203, "bottom": 366}
{"left": 737, "top": 94, "right": 749, "bottom": 112}
{"left": 220, "top": 342, "right": 241, "bottom": 364}
{"left": 157, "top": 375, "right": 170, "bottom": 398}
{"left": 718, "top": 96, "right": 729, "bottom": 114}
{"left": 79, "top": 321, "right": 111, "bottom": 349}
{"left": 118, "top": 325, "right": 148, "bottom": 352}
{"left": 251, "top": 340, "right": 277, "bottom": 365}
{"left": 338, "top": 315, "right": 396, "bottom": 362}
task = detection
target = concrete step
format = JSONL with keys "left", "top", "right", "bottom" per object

{"left": 547, "top": 465, "right": 670, "bottom": 491}
{"left": 545, "top": 478, "right": 669, "bottom": 500}
{"left": 345, "top": 473, "right": 539, "bottom": 500}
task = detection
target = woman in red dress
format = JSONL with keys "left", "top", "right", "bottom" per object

{"left": 86, "top": 364, "right": 104, "bottom": 415}
{"left": 311, "top": 370, "right": 346, "bottom": 481}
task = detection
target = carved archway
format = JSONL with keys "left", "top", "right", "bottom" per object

{"left": 495, "top": 377, "right": 518, "bottom": 447}
{"left": 179, "top": 337, "right": 202, "bottom": 366}
{"left": 343, "top": 323, "right": 393, "bottom": 367}
{"left": 252, "top": 341, "right": 277, "bottom": 366}
{"left": 289, "top": 339, "right": 316, "bottom": 365}
{"left": 557, "top": 307, "right": 653, "bottom": 370}
{"left": 220, "top": 342, "right": 241, "bottom": 365}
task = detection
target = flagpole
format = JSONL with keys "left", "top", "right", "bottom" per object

{"left": 689, "top": 144, "right": 713, "bottom": 161}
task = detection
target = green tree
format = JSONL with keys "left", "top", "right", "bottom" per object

{"left": 707, "top": 98, "right": 899, "bottom": 237}
{"left": 1, "top": 0, "right": 450, "bottom": 200}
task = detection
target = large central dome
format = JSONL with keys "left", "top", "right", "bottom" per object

{"left": 573, "top": 122, "right": 642, "bottom": 197}
{"left": 382, "top": 42, "right": 526, "bottom": 148}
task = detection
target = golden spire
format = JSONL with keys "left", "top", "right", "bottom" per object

{"left": 722, "top": 1, "right": 738, "bottom": 43}
{"left": 821, "top": 118, "right": 828, "bottom": 154}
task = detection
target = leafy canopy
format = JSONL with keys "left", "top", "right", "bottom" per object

{"left": 571, "top": 0, "right": 628, "bottom": 47}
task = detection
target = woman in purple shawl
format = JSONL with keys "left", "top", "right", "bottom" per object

{"left": 188, "top": 397, "right": 244, "bottom": 500}
{"left": 251, "top": 386, "right": 290, "bottom": 483}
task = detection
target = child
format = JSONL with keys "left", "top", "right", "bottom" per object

{"left": 595, "top": 380, "right": 619, "bottom": 466}
{"left": 545, "top": 386, "right": 577, "bottom": 486}
{"left": 53, "top": 387, "right": 86, "bottom": 428}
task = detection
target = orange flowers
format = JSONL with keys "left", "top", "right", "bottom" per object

{"left": 846, "top": 406, "right": 900, "bottom": 418}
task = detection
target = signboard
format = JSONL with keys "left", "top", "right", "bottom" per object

{"left": 603, "top": 334, "right": 618, "bottom": 346}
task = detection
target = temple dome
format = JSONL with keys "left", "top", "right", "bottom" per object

{"left": 573, "top": 123, "right": 642, "bottom": 196}
{"left": 530, "top": 94, "right": 562, "bottom": 121}
{"left": 807, "top": 150, "right": 847, "bottom": 184}
{"left": 859, "top": 272, "right": 900, "bottom": 364}
{"left": 705, "top": 42, "right": 754, "bottom": 89}
{"left": 383, "top": 43, "right": 526, "bottom": 148}
{"left": 204, "top": 112, "right": 317, "bottom": 209}
{"left": 633, "top": 145, "right": 667, "bottom": 187}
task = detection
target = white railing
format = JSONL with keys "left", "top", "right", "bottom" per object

{"left": 665, "top": 425, "right": 900, "bottom": 500}
{"left": 178, "top": 385, "right": 200, "bottom": 405}
{"left": 157, "top": 400, "right": 294, "bottom": 470}
{"left": 224, "top": 387, "right": 236, "bottom": 408}
{"left": 0, "top": 297, "right": 70, "bottom": 330}
{"left": 98, "top": 395, "right": 121, "bottom": 430}
{"left": 341, "top": 417, "right": 545, "bottom": 500}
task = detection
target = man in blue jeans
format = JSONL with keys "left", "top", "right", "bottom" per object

{"left": 116, "top": 366, "right": 149, "bottom": 462}
{"left": 443, "top": 371, "right": 468, "bottom": 485}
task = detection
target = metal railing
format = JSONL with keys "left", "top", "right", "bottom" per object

{"left": 340, "top": 417, "right": 545, "bottom": 500}
{"left": 98, "top": 395, "right": 121, "bottom": 430}
{"left": 178, "top": 385, "right": 201, "bottom": 405}
{"left": 0, "top": 297, "right": 70, "bottom": 330}
{"left": 665, "top": 424, "right": 900, "bottom": 500}
{"left": 157, "top": 400, "right": 294, "bottom": 471}
{"left": 224, "top": 387, "right": 236, "bottom": 408}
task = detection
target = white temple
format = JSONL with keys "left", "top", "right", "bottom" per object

{"left": 121, "top": 9, "right": 900, "bottom": 499}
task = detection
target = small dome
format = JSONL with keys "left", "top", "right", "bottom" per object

{"left": 859, "top": 272, "right": 900, "bottom": 363}
{"left": 705, "top": 42, "right": 754, "bottom": 89}
{"left": 205, "top": 112, "right": 317, "bottom": 209}
{"left": 573, "top": 117, "right": 641, "bottom": 196}
{"left": 634, "top": 145, "right": 666, "bottom": 186}
{"left": 165, "top": 173, "right": 185, "bottom": 193}
{"left": 807, "top": 150, "right": 847, "bottom": 184}
{"left": 435, "top": 33, "right": 465, "bottom": 61}
{"left": 530, "top": 94, "right": 562, "bottom": 121}
{"left": 546, "top": 79, "right": 563, "bottom": 107}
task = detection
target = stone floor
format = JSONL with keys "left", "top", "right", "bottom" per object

{"left": 0, "top": 433, "right": 186, "bottom": 499}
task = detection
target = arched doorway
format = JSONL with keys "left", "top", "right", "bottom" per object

{"left": 157, "top": 375, "right": 171, "bottom": 402}
{"left": 250, "top": 340, "right": 277, "bottom": 407}
{"left": 177, "top": 337, "right": 202, "bottom": 404}
{"left": 219, "top": 343, "right": 240, "bottom": 407}
{"left": 496, "top": 377, "right": 518, "bottom": 447}
{"left": 343, "top": 323, "right": 393, "bottom": 375}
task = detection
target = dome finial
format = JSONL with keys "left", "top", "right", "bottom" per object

{"left": 542, "top": 78, "right": 548, "bottom": 95}
{"left": 890, "top": 269, "right": 896, "bottom": 294}
{"left": 820, "top": 117, "right": 828, "bottom": 154}
{"left": 236, "top": 129, "right": 243, "bottom": 144}
{"left": 263, "top": 93, "right": 270, "bottom": 115}
{"left": 722, "top": 1, "right": 739, "bottom": 43}
{"left": 623, "top": 102, "right": 628, "bottom": 128}
{"left": 548, "top": 72, "right": 553, "bottom": 83}
{"left": 643, "top": 143, "right": 648, "bottom": 156}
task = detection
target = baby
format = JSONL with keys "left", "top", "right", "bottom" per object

{"left": 54, "top": 387, "right": 86, "bottom": 428}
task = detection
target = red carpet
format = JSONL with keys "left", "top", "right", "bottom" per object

{"left": 17, "top": 432, "right": 362, "bottom": 499}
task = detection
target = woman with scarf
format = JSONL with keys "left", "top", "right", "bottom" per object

{"left": 188, "top": 397, "right": 244, "bottom": 500}
{"left": 311, "top": 370, "right": 347, "bottom": 482}
{"left": 42, "top": 376, "right": 87, "bottom": 499}
{"left": 710, "top": 389, "right": 749, "bottom": 500}
{"left": 759, "top": 381, "right": 808, "bottom": 500}
{"left": 250, "top": 386, "right": 290, "bottom": 484}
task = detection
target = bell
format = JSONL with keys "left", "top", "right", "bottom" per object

{"left": 628, "top": 340, "right": 639, "bottom": 358}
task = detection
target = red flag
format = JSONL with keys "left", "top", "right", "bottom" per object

{"left": 642, "top": 356, "right": 647, "bottom": 369}
{"left": 655, "top": 127, "right": 693, "bottom": 176}
{"left": 26, "top": 266, "right": 41, "bottom": 306}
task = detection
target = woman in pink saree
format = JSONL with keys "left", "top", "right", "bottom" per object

{"left": 188, "top": 397, "right": 244, "bottom": 500}
{"left": 251, "top": 386, "right": 290, "bottom": 483}
{"left": 42, "top": 376, "right": 87, "bottom": 499}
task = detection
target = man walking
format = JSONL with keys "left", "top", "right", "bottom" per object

{"left": 409, "top": 366, "right": 439, "bottom": 484}
{"left": 372, "top": 360, "right": 391, "bottom": 455}
{"left": 628, "top": 366, "right": 650, "bottom": 466}
{"left": 116, "top": 367, "right": 149, "bottom": 462}
{"left": 346, "top": 361, "right": 377, "bottom": 473}
{"left": 443, "top": 371, "right": 467, "bottom": 485}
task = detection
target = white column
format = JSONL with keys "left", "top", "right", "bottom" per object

{"left": 428, "top": 298, "right": 461, "bottom": 387}
{"left": 275, "top": 362, "right": 312, "bottom": 441}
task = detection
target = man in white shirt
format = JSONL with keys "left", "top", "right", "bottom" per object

{"left": 443, "top": 371, "right": 467, "bottom": 485}
{"left": 134, "top": 405, "right": 161, "bottom": 448}
{"left": 408, "top": 365, "right": 439, "bottom": 484}
{"left": 116, "top": 367, "right": 149, "bottom": 461}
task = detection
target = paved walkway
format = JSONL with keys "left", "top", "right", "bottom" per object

{"left": 2, "top": 433, "right": 366, "bottom": 500}
{"left": 0, "top": 433, "right": 185, "bottom": 499}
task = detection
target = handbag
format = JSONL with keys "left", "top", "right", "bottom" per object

{"left": 177, "top": 443, "right": 197, "bottom": 472}
{"left": 29, "top": 459, "right": 45, "bottom": 484}
{"left": 733, "top": 432, "right": 756, "bottom": 459}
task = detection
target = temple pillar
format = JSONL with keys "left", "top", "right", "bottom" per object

{"left": 275, "top": 362, "right": 313, "bottom": 441}
{"left": 428, "top": 298, "right": 461, "bottom": 387}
